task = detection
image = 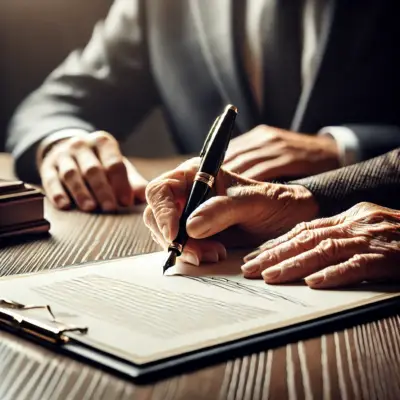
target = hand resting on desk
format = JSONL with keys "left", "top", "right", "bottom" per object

{"left": 143, "top": 157, "right": 319, "bottom": 265}
{"left": 242, "top": 202, "right": 400, "bottom": 288}
{"left": 39, "top": 131, "right": 147, "bottom": 212}
{"left": 223, "top": 125, "right": 340, "bottom": 181}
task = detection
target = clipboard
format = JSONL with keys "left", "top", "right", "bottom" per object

{"left": 0, "top": 253, "right": 399, "bottom": 384}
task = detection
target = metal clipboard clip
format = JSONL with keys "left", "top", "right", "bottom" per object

{"left": 0, "top": 298, "right": 88, "bottom": 344}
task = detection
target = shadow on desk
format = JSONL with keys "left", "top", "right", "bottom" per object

{"left": 0, "top": 231, "right": 52, "bottom": 249}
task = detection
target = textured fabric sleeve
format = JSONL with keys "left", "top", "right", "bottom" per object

{"left": 6, "top": 0, "right": 160, "bottom": 183}
{"left": 292, "top": 148, "right": 400, "bottom": 217}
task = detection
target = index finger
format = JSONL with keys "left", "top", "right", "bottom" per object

{"left": 244, "top": 217, "right": 342, "bottom": 262}
{"left": 145, "top": 158, "right": 200, "bottom": 242}
{"left": 92, "top": 132, "right": 132, "bottom": 207}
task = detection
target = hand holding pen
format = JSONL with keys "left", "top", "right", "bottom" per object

{"left": 143, "top": 105, "right": 317, "bottom": 273}
{"left": 144, "top": 105, "right": 237, "bottom": 271}
{"left": 162, "top": 105, "right": 238, "bottom": 273}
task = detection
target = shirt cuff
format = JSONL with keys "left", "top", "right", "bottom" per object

{"left": 36, "top": 129, "right": 90, "bottom": 167}
{"left": 318, "top": 126, "right": 360, "bottom": 167}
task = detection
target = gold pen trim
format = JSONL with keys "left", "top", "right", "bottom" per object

{"left": 169, "top": 242, "right": 183, "bottom": 254}
{"left": 194, "top": 172, "right": 215, "bottom": 188}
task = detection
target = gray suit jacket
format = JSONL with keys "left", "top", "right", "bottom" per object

{"left": 6, "top": 0, "right": 400, "bottom": 183}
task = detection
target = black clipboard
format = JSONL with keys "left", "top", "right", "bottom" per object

{"left": 1, "top": 291, "right": 399, "bottom": 384}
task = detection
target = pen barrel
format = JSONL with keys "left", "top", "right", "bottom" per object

{"left": 169, "top": 104, "right": 237, "bottom": 258}
{"left": 170, "top": 181, "right": 210, "bottom": 254}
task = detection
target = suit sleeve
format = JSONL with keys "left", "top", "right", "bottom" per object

{"left": 6, "top": 0, "right": 160, "bottom": 183}
{"left": 293, "top": 148, "right": 400, "bottom": 217}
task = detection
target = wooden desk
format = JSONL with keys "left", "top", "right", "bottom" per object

{"left": 0, "top": 153, "right": 399, "bottom": 400}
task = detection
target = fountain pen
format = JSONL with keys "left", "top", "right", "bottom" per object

{"left": 162, "top": 104, "right": 238, "bottom": 274}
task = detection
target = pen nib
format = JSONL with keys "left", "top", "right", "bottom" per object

{"left": 163, "top": 250, "right": 177, "bottom": 275}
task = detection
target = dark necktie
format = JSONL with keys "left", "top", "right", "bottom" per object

{"left": 260, "top": 1, "right": 302, "bottom": 129}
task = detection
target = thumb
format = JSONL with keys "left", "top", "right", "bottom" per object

{"left": 186, "top": 189, "right": 257, "bottom": 239}
{"left": 125, "top": 160, "right": 148, "bottom": 203}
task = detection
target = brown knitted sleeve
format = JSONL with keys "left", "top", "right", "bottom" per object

{"left": 292, "top": 149, "right": 400, "bottom": 217}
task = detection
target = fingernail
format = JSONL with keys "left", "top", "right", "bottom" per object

{"left": 262, "top": 266, "right": 281, "bottom": 280}
{"left": 55, "top": 197, "right": 70, "bottom": 209}
{"left": 305, "top": 273, "right": 325, "bottom": 286}
{"left": 243, "top": 250, "right": 260, "bottom": 263}
{"left": 162, "top": 225, "right": 170, "bottom": 242}
{"left": 186, "top": 215, "right": 209, "bottom": 237}
{"left": 219, "top": 247, "right": 228, "bottom": 261}
{"left": 202, "top": 251, "right": 219, "bottom": 263}
{"left": 82, "top": 200, "right": 95, "bottom": 211}
{"left": 185, "top": 252, "right": 200, "bottom": 266}
{"left": 241, "top": 261, "right": 259, "bottom": 274}
{"left": 102, "top": 201, "right": 115, "bottom": 212}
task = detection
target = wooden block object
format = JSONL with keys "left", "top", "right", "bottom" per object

{"left": 0, "top": 179, "right": 50, "bottom": 240}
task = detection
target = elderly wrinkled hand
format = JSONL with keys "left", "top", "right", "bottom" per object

{"left": 143, "top": 157, "right": 318, "bottom": 265}
{"left": 242, "top": 202, "right": 400, "bottom": 288}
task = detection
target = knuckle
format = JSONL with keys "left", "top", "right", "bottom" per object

{"left": 68, "top": 137, "right": 87, "bottom": 151}
{"left": 291, "top": 230, "right": 316, "bottom": 252}
{"left": 296, "top": 230, "right": 315, "bottom": 244}
{"left": 292, "top": 221, "right": 311, "bottom": 236}
{"left": 361, "top": 205, "right": 390, "bottom": 224}
{"left": 42, "top": 173, "right": 59, "bottom": 188}
{"left": 319, "top": 238, "right": 336, "bottom": 252}
{"left": 105, "top": 159, "right": 126, "bottom": 176}
{"left": 276, "top": 141, "right": 290, "bottom": 152}
{"left": 178, "top": 157, "right": 201, "bottom": 172}
{"left": 154, "top": 206, "right": 174, "bottom": 221}
{"left": 46, "top": 146, "right": 67, "bottom": 161}
{"left": 316, "top": 238, "right": 338, "bottom": 260}
{"left": 259, "top": 251, "right": 279, "bottom": 268}
{"left": 82, "top": 164, "right": 103, "bottom": 180}
{"left": 146, "top": 179, "right": 174, "bottom": 206}
{"left": 352, "top": 253, "right": 367, "bottom": 265}
{"left": 143, "top": 207, "right": 153, "bottom": 227}
{"left": 145, "top": 180, "right": 162, "bottom": 203}
{"left": 367, "top": 211, "right": 385, "bottom": 224}
{"left": 69, "top": 182, "right": 86, "bottom": 195}
{"left": 354, "top": 235, "right": 371, "bottom": 247}
{"left": 60, "top": 167, "right": 78, "bottom": 183}
{"left": 333, "top": 263, "right": 349, "bottom": 277}
{"left": 356, "top": 202, "right": 373, "bottom": 210}
{"left": 93, "top": 131, "right": 116, "bottom": 147}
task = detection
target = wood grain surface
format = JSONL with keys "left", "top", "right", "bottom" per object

{"left": 0, "top": 153, "right": 399, "bottom": 400}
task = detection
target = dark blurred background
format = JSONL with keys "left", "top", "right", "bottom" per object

{"left": 0, "top": 0, "right": 174, "bottom": 156}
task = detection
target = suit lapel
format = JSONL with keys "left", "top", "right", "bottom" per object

{"left": 190, "top": 0, "right": 258, "bottom": 134}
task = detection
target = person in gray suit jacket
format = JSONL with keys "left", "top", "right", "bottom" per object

{"left": 6, "top": 0, "right": 400, "bottom": 213}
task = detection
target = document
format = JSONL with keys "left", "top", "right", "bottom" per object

{"left": 0, "top": 251, "right": 399, "bottom": 365}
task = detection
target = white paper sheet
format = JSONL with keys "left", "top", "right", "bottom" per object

{"left": 0, "top": 251, "right": 398, "bottom": 364}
